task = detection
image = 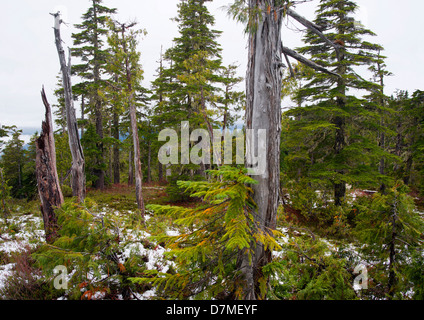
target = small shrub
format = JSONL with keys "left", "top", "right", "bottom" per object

{"left": 0, "top": 246, "right": 61, "bottom": 300}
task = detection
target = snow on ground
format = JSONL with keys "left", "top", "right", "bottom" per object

{"left": 0, "top": 208, "right": 176, "bottom": 299}
{"left": 0, "top": 214, "right": 46, "bottom": 295}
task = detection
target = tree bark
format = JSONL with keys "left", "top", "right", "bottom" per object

{"left": 36, "top": 88, "right": 65, "bottom": 244}
{"left": 129, "top": 100, "right": 145, "bottom": 214}
{"left": 52, "top": 13, "right": 86, "bottom": 203}
{"left": 240, "top": 1, "right": 283, "bottom": 300}
{"left": 120, "top": 23, "right": 145, "bottom": 214}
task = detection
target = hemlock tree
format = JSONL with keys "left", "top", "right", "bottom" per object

{"left": 72, "top": 0, "right": 117, "bottom": 190}
{"left": 288, "top": 0, "right": 384, "bottom": 205}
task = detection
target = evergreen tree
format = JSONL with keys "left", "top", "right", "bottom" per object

{"left": 72, "top": 0, "right": 117, "bottom": 190}
{"left": 106, "top": 19, "right": 147, "bottom": 213}
{"left": 355, "top": 182, "right": 424, "bottom": 299}
{"left": 286, "top": 0, "right": 384, "bottom": 205}
{"left": 153, "top": 0, "right": 224, "bottom": 133}
{"left": 132, "top": 167, "right": 282, "bottom": 299}
{"left": 0, "top": 128, "right": 36, "bottom": 199}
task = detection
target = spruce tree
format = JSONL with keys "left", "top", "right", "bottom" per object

{"left": 72, "top": 0, "right": 117, "bottom": 190}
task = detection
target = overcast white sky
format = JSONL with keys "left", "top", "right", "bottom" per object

{"left": 0, "top": 0, "right": 423, "bottom": 141}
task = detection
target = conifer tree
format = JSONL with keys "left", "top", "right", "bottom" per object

{"left": 153, "top": 0, "right": 224, "bottom": 137}
{"left": 107, "top": 20, "right": 146, "bottom": 213}
{"left": 0, "top": 128, "right": 25, "bottom": 198}
{"left": 355, "top": 182, "right": 424, "bottom": 299}
{"left": 72, "top": 0, "right": 117, "bottom": 190}
{"left": 288, "top": 0, "right": 384, "bottom": 205}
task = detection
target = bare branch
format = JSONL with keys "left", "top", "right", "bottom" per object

{"left": 285, "top": 7, "right": 342, "bottom": 61}
{"left": 282, "top": 46, "right": 341, "bottom": 78}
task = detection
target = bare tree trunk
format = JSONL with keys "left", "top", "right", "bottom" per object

{"left": 239, "top": 1, "right": 283, "bottom": 300}
{"left": 129, "top": 100, "right": 145, "bottom": 214}
{"left": 36, "top": 88, "right": 65, "bottom": 244}
{"left": 119, "top": 22, "right": 145, "bottom": 214}
{"left": 52, "top": 12, "right": 86, "bottom": 203}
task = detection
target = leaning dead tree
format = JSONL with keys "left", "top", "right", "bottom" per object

{"left": 52, "top": 12, "right": 86, "bottom": 203}
{"left": 235, "top": 1, "right": 341, "bottom": 300}
{"left": 36, "top": 88, "right": 65, "bottom": 244}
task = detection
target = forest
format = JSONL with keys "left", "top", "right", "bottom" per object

{"left": 0, "top": 0, "right": 423, "bottom": 302}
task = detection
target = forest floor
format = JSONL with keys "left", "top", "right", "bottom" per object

{"left": 0, "top": 184, "right": 423, "bottom": 300}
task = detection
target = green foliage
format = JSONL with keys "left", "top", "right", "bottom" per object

{"left": 81, "top": 124, "right": 106, "bottom": 187}
{"left": 33, "top": 200, "right": 147, "bottom": 300}
{"left": 0, "top": 129, "right": 37, "bottom": 199}
{"left": 165, "top": 172, "right": 204, "bottom": 203}
{"left": 354, "top": 182, "right": 424, "bottom": 299}
{"left": 405, "top": 250, "right": 424, "bottom": 300}
{"left": 283, "top": 0, "right": 386, "bottom": 204}
{"left": 269, "top": 231, "right": 358, "bottom": 300}
{"left": 131, "top": 166, "right": 282, "bottom": 299}
{"left": 0, "top": 167, "right": 12, "bottom": 221}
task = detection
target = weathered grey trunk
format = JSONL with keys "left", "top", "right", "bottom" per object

{"left": 120, "top": 23, "right": 145, "bottom": 214}
{"left": 240, "top": 1, "right": 283, "bottom": 300}
{"left": 53, "top": 13, "right": 86, "bottom": 203}
{"left": 129, "top": 99, "right": 145, "bottom": 214}
{"left": 36, "top": 88, "right": 65, "bottom": 243}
